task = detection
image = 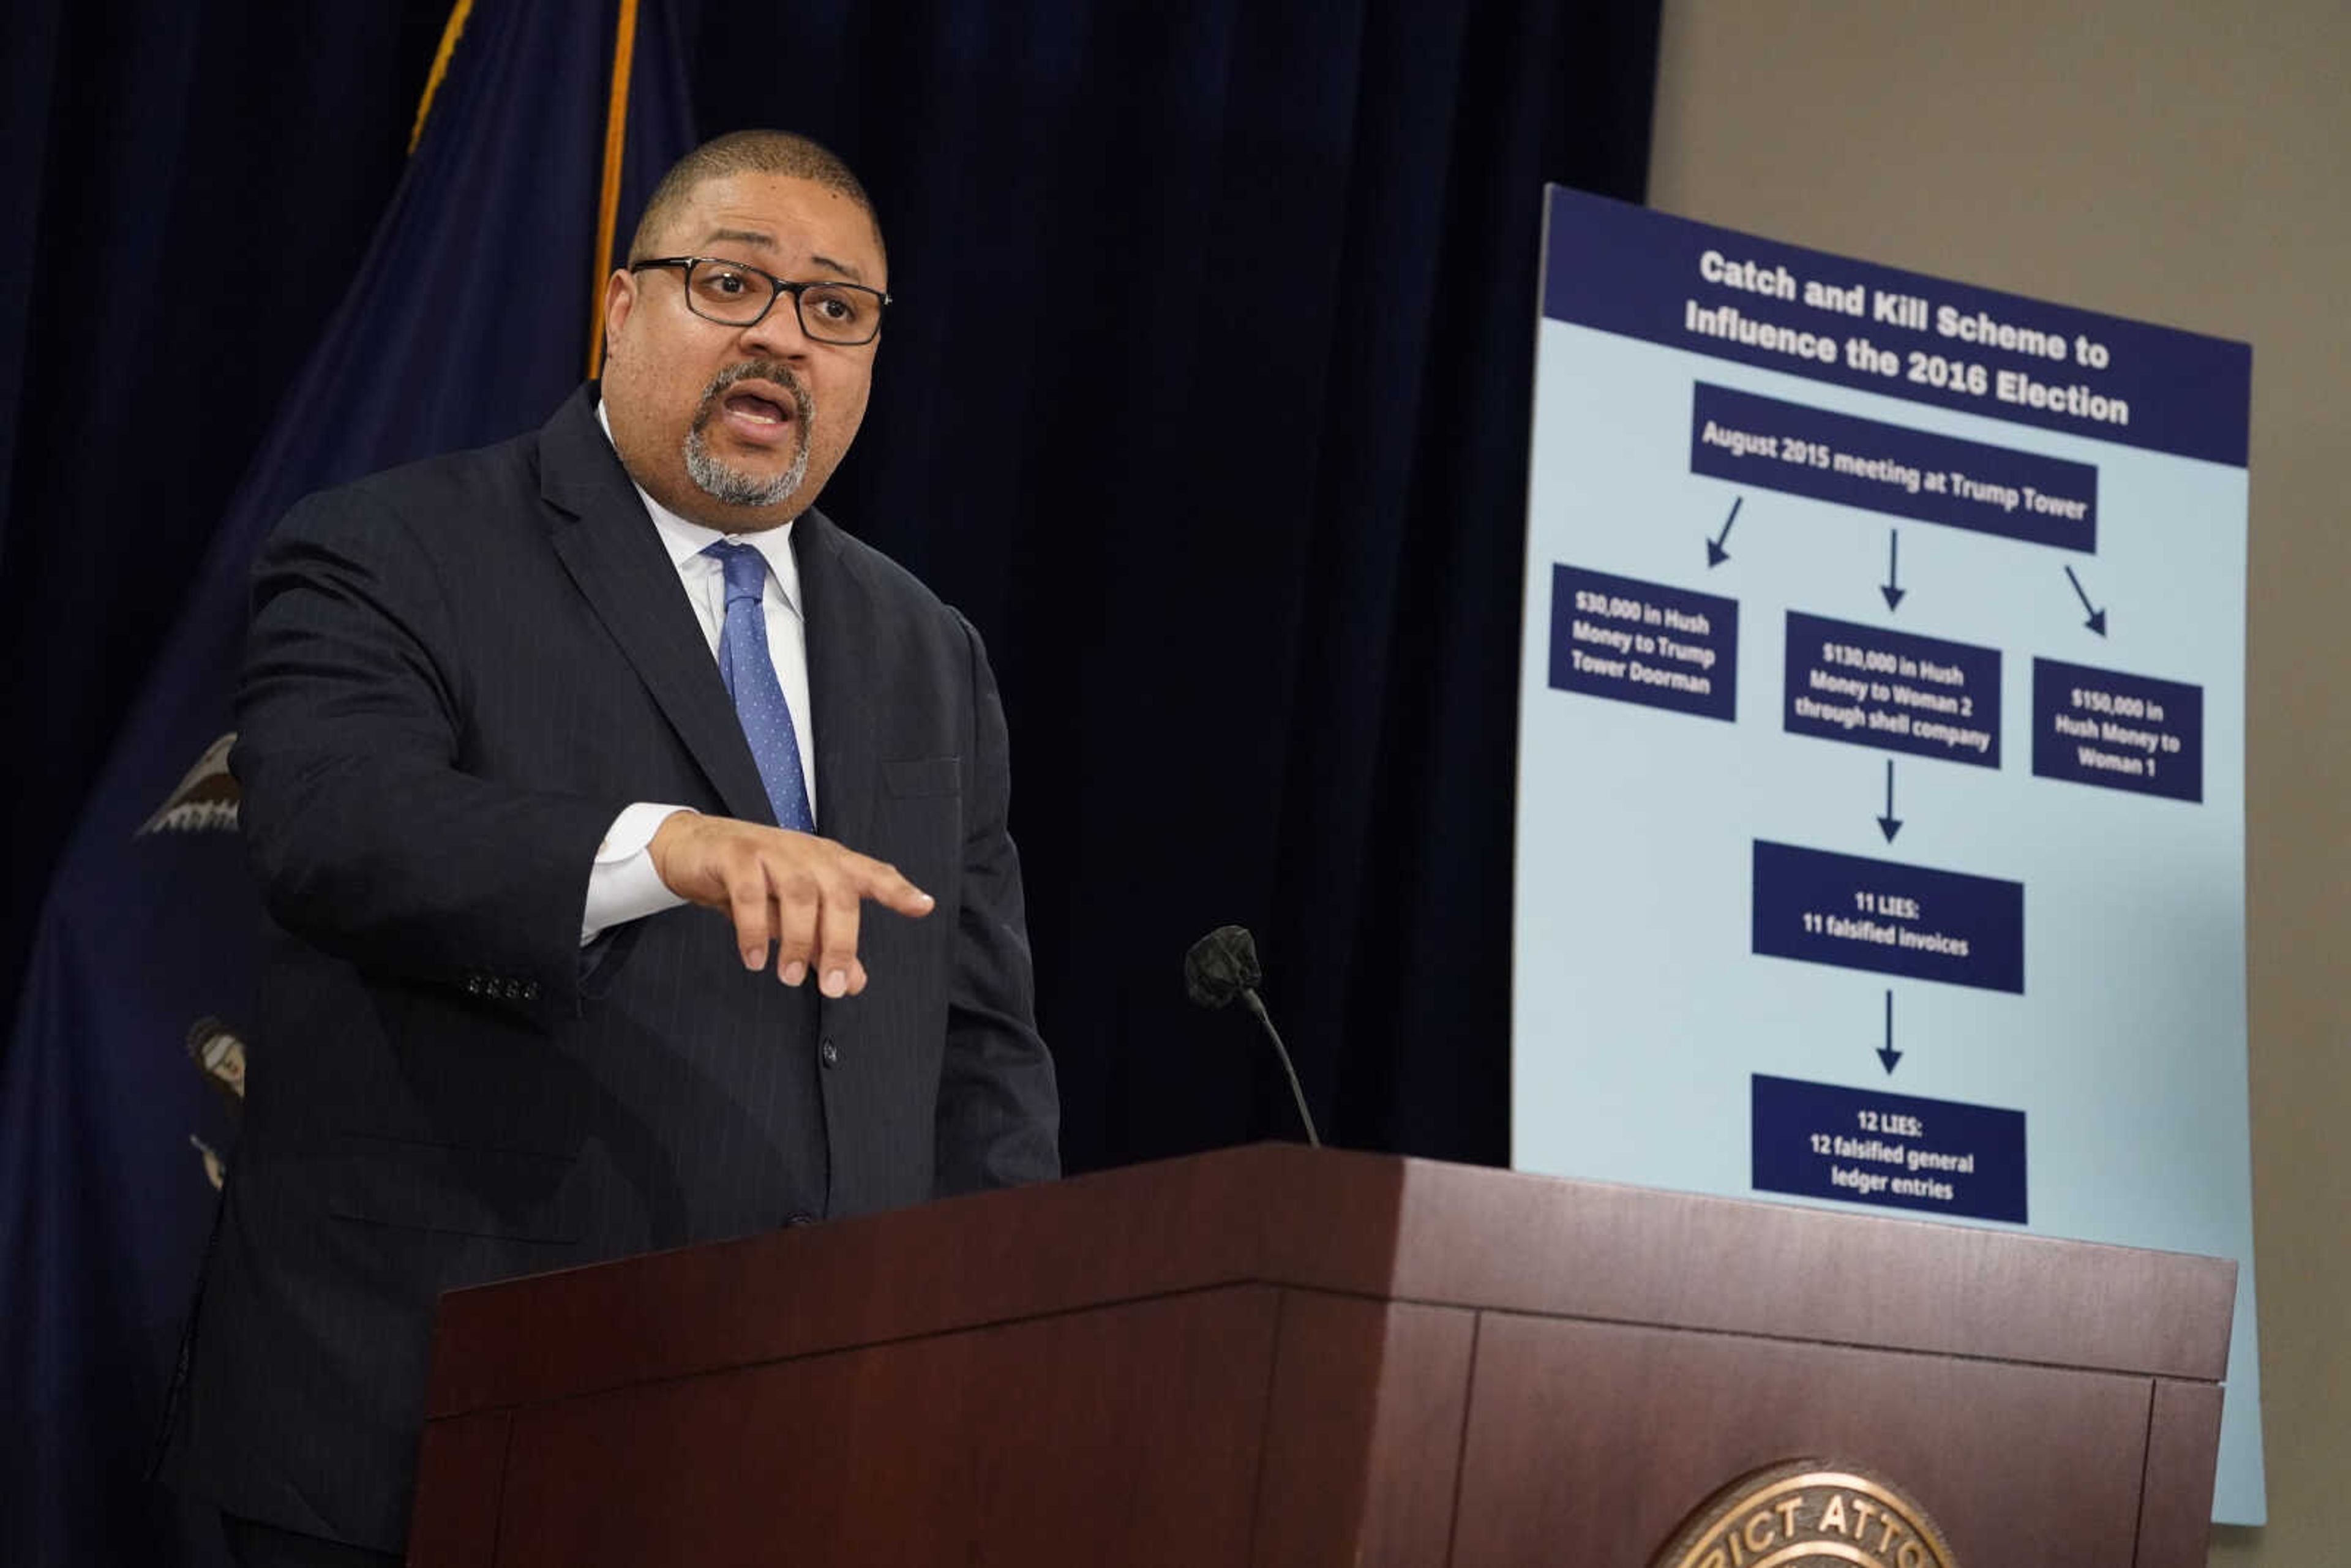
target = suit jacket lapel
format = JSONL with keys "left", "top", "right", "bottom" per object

{"left": 536, "top": 388, "right": 776, "bottom": 826}
{"left": 795, "top": 509, "right": 881, "bottom": 855}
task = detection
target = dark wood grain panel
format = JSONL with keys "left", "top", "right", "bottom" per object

{"left": 405, "top": 1409, "right": 508, "bottom": 1568}
{"left": 425, "top": 1143, "right": 1403, "bottom": 1414}
{"left": 1358, "top": 1302, "right": 1480, "bottom": 1568}
{"left": 1450, "top": 1311, "right": 2154, "bottom": 1568}
{"left": 1250, "top": 1291, "right": 1387, "bottom": 1567}
{"left": 1249, "top": 1296, "right": 1476, "bottom": 1567}
{"left": 482, "top": 1286, "right": 1281, "bottom": 1567}
{"left": 427, "top": 1148, "right": 2234, "bottom": 1419}
{"left": 2134, "top": 1379, "right": 2224, "bottom": 1567}
{"left": 1389, "top": 1158, "right": 2237, "bottom": 1382}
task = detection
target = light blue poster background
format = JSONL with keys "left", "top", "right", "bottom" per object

{"left": 1510, "top": 197, "right": 2261, "bottom": 1520}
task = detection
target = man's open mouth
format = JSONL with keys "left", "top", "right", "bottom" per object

{"left": 719, "top": 385, "right": 795, "bottom": 430}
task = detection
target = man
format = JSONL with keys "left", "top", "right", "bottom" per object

{"left": 169, "top": 130, "right": 1060, "bottom": 1566}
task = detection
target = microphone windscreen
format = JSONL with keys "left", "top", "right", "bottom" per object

{"left": 1183, "top": 925, "right": 1262, "bottom": 1009}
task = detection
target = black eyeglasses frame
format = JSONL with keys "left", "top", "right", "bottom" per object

{"left": 629, "top": 255, "right": 892, "bottom": 345}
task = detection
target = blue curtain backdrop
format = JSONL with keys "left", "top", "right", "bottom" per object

{"left": 0, "top": 0, "right": 1659, "bottom": 1559}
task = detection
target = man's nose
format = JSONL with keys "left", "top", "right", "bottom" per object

{"left": 740, "top": 294, "right": 812, "bottom": 358}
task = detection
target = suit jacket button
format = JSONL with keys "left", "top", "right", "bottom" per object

{"left": 465, "top": 975, "right": 484, "bottom": 995}
{"left": 522, "top": 980, "right": 540, "bottom": 1001}
{"left": 818, "top": 1038, "right": 839, "bottom": 1068}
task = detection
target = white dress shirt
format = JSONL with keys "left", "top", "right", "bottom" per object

{"left": 580, "top": 402, "right": 818, "bottom": 942}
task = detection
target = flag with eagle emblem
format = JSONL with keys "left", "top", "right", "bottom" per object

{"left": 0, "top": 2, "right": 691, "bottom": 1560}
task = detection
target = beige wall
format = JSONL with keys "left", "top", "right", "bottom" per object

{"left": 1648, "top": 4, "right": 2348, "bottom": 1562}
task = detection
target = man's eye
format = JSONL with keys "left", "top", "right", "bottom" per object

{"left": 691, "top": 264, "right": 754, "bottom": 299}
{"left": 804, "top": 288, "right": 868, "bottom": 326}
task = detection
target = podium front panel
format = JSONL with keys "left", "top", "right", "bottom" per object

{"left": 482, "top": 1286, "right": 1280, "bottom": 1565}
{"left": 1448, "top": 1311, "right": 2156, "bottom": 1567}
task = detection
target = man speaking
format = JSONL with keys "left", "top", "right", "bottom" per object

{"left": 170, "top": 130, "right": 1060, "bottom": 1566}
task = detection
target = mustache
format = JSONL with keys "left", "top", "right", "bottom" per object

{"left": 692, "top": 360, "right": 814, "bottom": 432}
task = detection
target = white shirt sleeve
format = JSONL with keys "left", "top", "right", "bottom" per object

{"left": 580, "top": 802, "right": 696, "bottom": 944}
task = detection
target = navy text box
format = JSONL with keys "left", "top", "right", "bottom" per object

{"left": 1692, "top": 384, "right": 2097, "bottom": 551}
{"left": 1753, "top": 840, "right": 2024, "bottom": 993}
{"left": 2032, "top": 658, "right": 2205, "bottom": 803}
{"left": 1550, "top": 566, "right": 1738, "bottom": 722}
{"left": 1752, "top": 1074, "right": 2027, "bottom": 1223}
{"left": 1542, "top": 186, "right": 2249, "bottom": 468}
{"left": 1784, "top": 612, "right": 2001, "bottom": 769}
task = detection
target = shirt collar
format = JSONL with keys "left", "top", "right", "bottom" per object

{"left": 596, "top": 398, "right": 801, "bottom": 613}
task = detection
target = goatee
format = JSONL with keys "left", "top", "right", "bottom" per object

{"left": 683, "top": 361, "right": 814, "bottom": 508}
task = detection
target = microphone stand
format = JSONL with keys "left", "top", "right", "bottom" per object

{"left": 1239, "top": 986, "right": 1320, "bottom": 1148}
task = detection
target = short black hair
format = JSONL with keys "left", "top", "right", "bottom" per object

{"left": 627, "top": 130, "right": 884, "bottom": 264}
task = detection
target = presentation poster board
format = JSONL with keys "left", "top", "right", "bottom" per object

{"left": 1511, "top": 187, "right": 2261, "bottom": 1520}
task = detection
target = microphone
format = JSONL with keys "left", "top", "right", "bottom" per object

{"left": 1183, "top": 925, "right": 1321, "bottom": 1147}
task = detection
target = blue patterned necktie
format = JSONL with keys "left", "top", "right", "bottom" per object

{"left": 702, "top": 540, "right": 816, "bottom": 831}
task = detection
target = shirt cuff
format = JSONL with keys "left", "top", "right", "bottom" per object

{"left": 580, "top": 803, "right": 695, "bottom": 944}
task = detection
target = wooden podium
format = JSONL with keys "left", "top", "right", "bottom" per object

{"left": 408, "top": 1144, "right": 2232, "bottom": 1566}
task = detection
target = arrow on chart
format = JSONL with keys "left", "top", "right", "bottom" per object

{"left": 1880, "top": 530, "right": 1907, "bottom": 611}
{"left": 1876, "top": 759, "right": 1903, "bottom": 843}
{"left": 2064, "top": 565, "right": 2109, "bottom": 636}
{"left": 1877, "top": 990, "right": 1902, "bottom": 1075}
{"left": 1705, "top": 496, "right": 1742, "bottom": 568}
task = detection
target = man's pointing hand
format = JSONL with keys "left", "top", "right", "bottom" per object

{"left": 647, "top": 812, "right": 933, "bottom": 997}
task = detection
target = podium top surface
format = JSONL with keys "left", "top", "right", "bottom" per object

{"left": 425, "top": 1144, "right": 2235, "bottom": 1417}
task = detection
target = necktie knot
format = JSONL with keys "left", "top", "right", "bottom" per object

{"left": 704, "top": 539, "right": 768, "bottom": 609}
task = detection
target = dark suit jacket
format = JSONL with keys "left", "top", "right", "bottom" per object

{"left": 172, "top": 385, "right": 1059, "bottom": 1551}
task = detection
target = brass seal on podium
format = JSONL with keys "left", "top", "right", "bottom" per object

{"left": 1650, "top": 1459, "right": 1960, "bottom": 1568}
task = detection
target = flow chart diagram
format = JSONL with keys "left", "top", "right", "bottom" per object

{"left": 1510, "top": 187, "right": 2262, "bottom": 1518}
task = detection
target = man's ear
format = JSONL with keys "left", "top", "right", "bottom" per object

{"left": 601, "top": 268, "right": 639, "bottom": 359}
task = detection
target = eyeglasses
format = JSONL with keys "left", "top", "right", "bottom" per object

{"left": 629, "top": 256, "right": 891, "bottom": 345}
